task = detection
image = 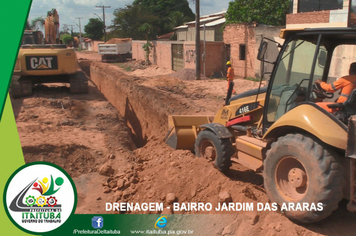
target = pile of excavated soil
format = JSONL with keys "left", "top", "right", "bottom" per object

{"left": 170, "top": 68, "right": 209, "bottom": 80}
{"left": 129, "top": 65, "right": 174, "bottom": 77}
{"left": 105, "top": 38, "right": 131, "bottom": 44}
{"left": 12, "top": 82, "right": 135, "bottom": 180}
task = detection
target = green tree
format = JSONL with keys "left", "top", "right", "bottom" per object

{"left": 29, "top": 17, "right": 45, "bottom": 30}
{"left": 226, "top": 0, "right": 290, "bottom": 26}
{"left": 61, "top": 34, "right": 73, "bottom": 45}
{"left": 84, "top": 18, "right": 104, "bottom": 40}
{"left": 110, "top": 0, "right": 194, "bottom": 40}
{"left": 139, "top": 23, "right": 154, "bottom": 64}
{"left": 110, "top": 4, "right": 158, "bottom": 40}
{"left": 133, "top": 0, "right": 194, "bottom": 35}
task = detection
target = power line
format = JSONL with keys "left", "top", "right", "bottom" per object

{"left": 96, "top": 5, "right": 111, "bottom": 43}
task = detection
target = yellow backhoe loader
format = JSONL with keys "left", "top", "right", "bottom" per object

{"left": 11, "top": 9, "right": 88, "bottom": 98}
{"left": 165, "top": 28, "right": 356, "bottom": 223}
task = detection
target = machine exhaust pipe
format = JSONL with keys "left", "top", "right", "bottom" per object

{"left": 225, "top": 81, "right": 234, "bottom": 105}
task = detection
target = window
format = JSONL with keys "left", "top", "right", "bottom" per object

{"left": 239, "top": 44, "right": 246, "bottom": 60}
{"left": 298, "top": 0, "right": 343, "bottom": 13}
{"left": 267, "top": 38, "right": 326, "bottom": 122}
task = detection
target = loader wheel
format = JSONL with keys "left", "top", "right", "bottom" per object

{"left": 195, "top": 130, "right": 234, "bottom": 171}
{"left": 70, "top": 71, "right": 88, "bottom": 94}
{"left": 263, "top": 133, "right": 345, "bottom": 223}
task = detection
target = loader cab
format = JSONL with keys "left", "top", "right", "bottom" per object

{"left": 260, "top": 28, "right": 356, "bottom": 133}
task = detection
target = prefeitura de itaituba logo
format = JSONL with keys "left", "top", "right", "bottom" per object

{"left": 12, "top": 175, "right": 63, "bottom": 220}
{"left": 4, "top": 162, "right": 77, "bottom": 234}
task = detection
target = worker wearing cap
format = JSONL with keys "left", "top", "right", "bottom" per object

{"left": 226, "top": 61, "right": 236, "bottom": 94}
{"left": 315, "top": 62, "right": 356, "bottom": 112}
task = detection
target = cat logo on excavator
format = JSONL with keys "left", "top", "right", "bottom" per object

{"left": 26, "top": 56, "right": 58, "bottom": 70}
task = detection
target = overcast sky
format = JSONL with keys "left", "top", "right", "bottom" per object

{"left": 28, "top": 0, "right": 231, "bottom": 33}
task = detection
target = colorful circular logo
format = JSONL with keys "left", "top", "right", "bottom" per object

{"left": 3, "top": 162, "right": 77, "bottom": 234}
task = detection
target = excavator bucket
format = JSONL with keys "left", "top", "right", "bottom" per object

{"left": 164, "top": 115, "right": 213, "bottom": 151}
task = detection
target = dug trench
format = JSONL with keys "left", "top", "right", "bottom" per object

{"left": 87, "top": 61, "right": 356, "bottom": 235}
{"left": 12, "top": 56, "right": 356, "bottom": 235}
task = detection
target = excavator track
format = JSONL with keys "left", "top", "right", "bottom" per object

{"left": 70, "top": 71, "right": 88, "bottom": 94}
{"left": 10, "top": 77, "right": 33, "bottom": 98}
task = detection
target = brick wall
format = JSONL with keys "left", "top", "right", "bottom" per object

{"left": 223, "top": 24, "right": 256, "bottom": 79}
{"left": 132, "top": 41, "right": 173, "bottom": 70}
{"left": 132, "top": 41, "right": 147, "bottom": 62}
{"left": 286, "top": 11, "right": 330, "bottom": 25}
{"left": 183, "top": 43, "right": 196, "bottom": 70}
{"left": 183, "top": 42, "right": 225, "bottom": 77}
{"left": 154, "top": 42, "right": 173, "bottom": 70}
{"left": 92, "top": 41, "right": 105, "bottom": 52}
{"left": 203, "top": 42, "right": 225, "bottom": 77}
{"left": 132, "top": 40, "right": 225, "bottom": 76}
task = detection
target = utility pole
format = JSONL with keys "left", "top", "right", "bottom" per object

{"left": 195, "top": 0, "right": 201, "bottom": 80}
{"left": 76, "top": 17, "right": 83, "bottom": 50}
{"left": 69, "top": 25, "right": 74, "bottom": 47}
{"left": 96, "top": 5, "right": 111, "bottom": 42}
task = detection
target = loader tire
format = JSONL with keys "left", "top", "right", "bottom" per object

{"left": 70, "top": 71, "right": 88, "bottom": 94}
{"left": 263, "top": 133, "right": 345, "bottom": 223}
{"left": 10, "top": 77, "right": 33, "bottom": 98}
{"left": 195, "top": 130, "right": 234, "bottom": 171}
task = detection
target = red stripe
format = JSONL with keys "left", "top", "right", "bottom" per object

{"left": 226, "top": 115, "right": 252, "bottom": 127}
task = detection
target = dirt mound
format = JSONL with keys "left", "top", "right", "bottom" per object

{"left": 105, "top": 38, "right": 131, "bottom": 44}
{"left": 170, "top": 68, "right": 209, "bottom": 80}
{"left": 23, "top": 144, "right": 97, "bottom": 177}
{"left": 129, "top": 65, "right": 174, "bottom": 77}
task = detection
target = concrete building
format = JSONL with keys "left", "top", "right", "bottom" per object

{"left": 287, "top": 0, "right": 353, "bottom": 28}
{"left": 286, "top": 0, "right": 356, "bottom": 79}
{"left": 175, "top": 11, "right": 226, "bottom": 42}
{"left": 223, "top": 24, "right": 284, "bottom": 79}
{"left": 132, "top": 11, "right": 228, "bottom": 75}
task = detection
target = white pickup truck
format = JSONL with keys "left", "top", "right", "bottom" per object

{"left": 98, "top": 42, "right": 132, "bottom": 62}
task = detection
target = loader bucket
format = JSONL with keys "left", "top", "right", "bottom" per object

{"left": 164, "top": 115, "right": 214, "bottom": 151}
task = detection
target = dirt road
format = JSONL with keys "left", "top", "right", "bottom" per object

{"left": 11, "top": 51, "right": 356, "bottom": 236}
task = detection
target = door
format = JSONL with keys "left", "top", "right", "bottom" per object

{"left": 172, "top": 44, "right": 184, "bottom": 71}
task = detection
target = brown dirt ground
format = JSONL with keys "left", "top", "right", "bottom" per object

{"left": 10, "top": 51, "right": 356, "bottom": 236}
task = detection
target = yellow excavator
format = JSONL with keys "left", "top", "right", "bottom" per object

{"left": 165, "top": 28, "right": 356, "bottom": 223}
{"left": 11, "top": 9, "right": 88, "bottom": 98}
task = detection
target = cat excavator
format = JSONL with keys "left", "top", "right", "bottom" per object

{"left": 11, "top": 9, "right": 88, "bottom": 98}
{"left": 165, "top": 28, "right": 356, "bottom": 223}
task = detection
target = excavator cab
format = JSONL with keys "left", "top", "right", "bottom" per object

{"left": 22, "top": 30, "right": 43, "bottom": 45}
